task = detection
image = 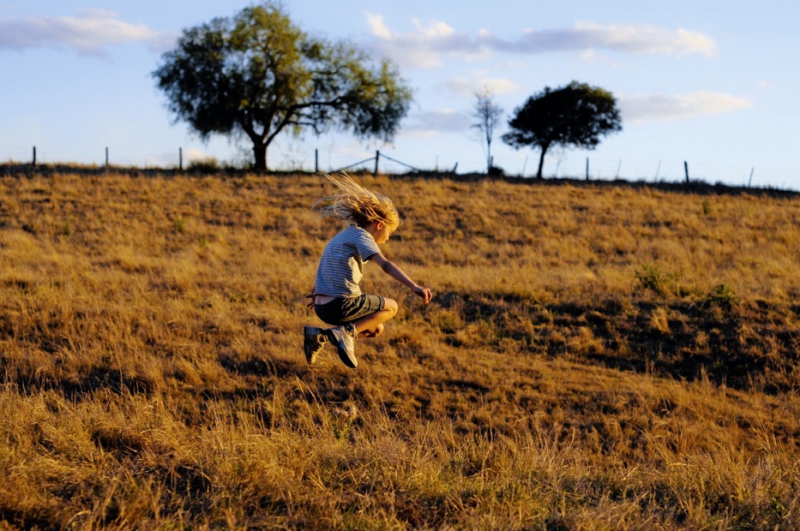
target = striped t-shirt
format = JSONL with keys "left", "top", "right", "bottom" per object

{"left": 314, "top": 225, "right": 381, "bottom": 298}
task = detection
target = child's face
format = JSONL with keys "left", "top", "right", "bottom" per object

{"left": 371, "top": 221, "right": 396, "bottom": 245}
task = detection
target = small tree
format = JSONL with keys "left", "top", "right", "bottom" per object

{"left": 470, "top": 89, "right": 503, "bottom": 174}
{"left": 502, "top": 81, "right": 621, "bottom": 179}
{"left": 153, "top": 2, "right": 412, "bottom": 171}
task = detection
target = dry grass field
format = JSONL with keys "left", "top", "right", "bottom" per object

{"left": 0, "top": 170, "right": 798, "bottom": 529}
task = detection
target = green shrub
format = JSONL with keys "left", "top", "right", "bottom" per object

{"left": 636, "top": 264, "right": 673, "bottom": 296}
{"left": 706, "top": 283, "right": 738, "bottom": 309}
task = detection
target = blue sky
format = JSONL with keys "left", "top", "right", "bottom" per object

{"left": 1, "top": 1, "right": 798, "bottom": 189}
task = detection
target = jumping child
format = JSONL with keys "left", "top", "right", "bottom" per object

{"left": 304, "top": 174, "right": 433, "bottom": 368}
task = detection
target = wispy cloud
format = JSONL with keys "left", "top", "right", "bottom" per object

{"left": 366, "top": 14, "right": 717, "bottom": 69}
{"left": 445, "top": 77, "right": 519, "bottom": 98}
{"left": 515, "top": 21, "right": 717, "bottom": 57}
{"left": 366, "top": 13, "right": 483, "bottom": 68}
{"left": 619, "top": 92, "right": 752, "bottom": 123}
{"left": 0, "top": 10, "right": 177, "bottom": 56}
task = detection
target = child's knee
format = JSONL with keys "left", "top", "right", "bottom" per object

{"left": 384, "top": 298, "right": 398, "bottom": 316}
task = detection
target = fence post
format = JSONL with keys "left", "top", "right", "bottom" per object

{"left": 585, "top": 157, "right": 589, "bottom": 180}
{"left": 684, "top": 161, "right": 689, "bottom": 183}
{"left": 748, "top": 167, "right": 754, "bottom": 188}
{"left": 374, "top": 150, "right": 379, "bottom": 176}
{"left": 32, "top": 146, "right": 36, "bottom": 166}
{"left": 315, "top": 149, "right": 318, "bottom": 173}
{"left": 179, "top": 147, "right": 183, "bottom": 171}
{"left": 105, "top": 147, "right": 109, "bottom": 168}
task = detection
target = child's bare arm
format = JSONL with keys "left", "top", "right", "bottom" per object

{"left": 371, "top": 253, "right": 433, "bottom": 304}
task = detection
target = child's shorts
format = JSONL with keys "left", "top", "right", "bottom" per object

{"left": 315, "top": 294, "right": 385, "bottom": 326}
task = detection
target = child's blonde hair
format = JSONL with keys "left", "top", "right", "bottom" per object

{"left": 312, "top": 173, "right": 400, "bottom": 229}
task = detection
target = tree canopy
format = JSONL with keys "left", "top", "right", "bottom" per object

{"left": 502, "top": 81, "right": 622, "bottom": 179}
{"left": 153, "top": 2, "right": 413, "bottom": 171}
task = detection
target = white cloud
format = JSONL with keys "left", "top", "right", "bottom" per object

{"left": 0, "top": 10, "right": 177, "bottom": 56}
{"left": 757, "top": 80, "right": 775, "bottom": 90}
{"left": 619, "top": 92, "right": 752, "bottom": 123}
{"left": 365, "top": 12, "right": 392, "bottom": 40}
{"left": 525, "top": 21, "right": 717, "bottom": 57}
{"left": 366, "top": 12, "right": 493, "bottom": 68}
{"left": 445, "top": 77, "right": 519, "bottom": 97}
{"left": 185, "top": 148, "right": 217, "bottom": 162}
{"left": 367, "top": 14, "right": 717, "bottom": 69}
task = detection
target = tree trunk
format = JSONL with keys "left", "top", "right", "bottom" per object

{"left": 253, "top": 142, "right": 268, "bottom": 172}
{"left": 536, "top": 146, "right": 548, "bottom": 179}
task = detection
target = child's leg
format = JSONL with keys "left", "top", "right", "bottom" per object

{"left": 350, "top": 298, "right": 397, "bottom": 338}
{"left": 358, "top": 323, "right": 383, "bottom": 338}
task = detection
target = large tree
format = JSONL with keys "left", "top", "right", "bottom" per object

{"left": 502, "top": 81, "right": 621, "bottom": 179}
{"left": 470, "top": 89, "right": 503, "bottom": 174}
{"left": 153, "top": 2, "right": 412, "bottom": 171}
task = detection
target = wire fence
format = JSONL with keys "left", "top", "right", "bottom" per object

{"left": 2, "top": 145, "right": 448, "bottom": 176}
{"left": 1, "top": 142, "right": 791, "bottom": 191}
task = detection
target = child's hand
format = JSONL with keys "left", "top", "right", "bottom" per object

{"left": 413, "top": 285, "right": 433, "bottom": 305}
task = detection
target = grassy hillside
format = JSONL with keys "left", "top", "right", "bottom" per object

{"left": 0, "top": 172, "right": 798, "bottom": 529}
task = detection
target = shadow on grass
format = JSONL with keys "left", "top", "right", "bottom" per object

{"left": 435, "top": 291, "right": 800, "bottom": 393}
{"left": 217, "top": 351, "right": 369, "bottom": 407}
{"left": 218, "top": 354, "right": 299, "bottom": 379}
{"left": 0, "top": 507, "right": 59, "bottom": 531}
{"left": 6, "top": 365, "right": 157, "bottom": 401}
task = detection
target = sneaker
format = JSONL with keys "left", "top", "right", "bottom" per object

{"left": 326, "top": 323, "right": 358, "bottom": 368}
{"left": 303, "top": 326, "right": 327, "bottom": 365}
